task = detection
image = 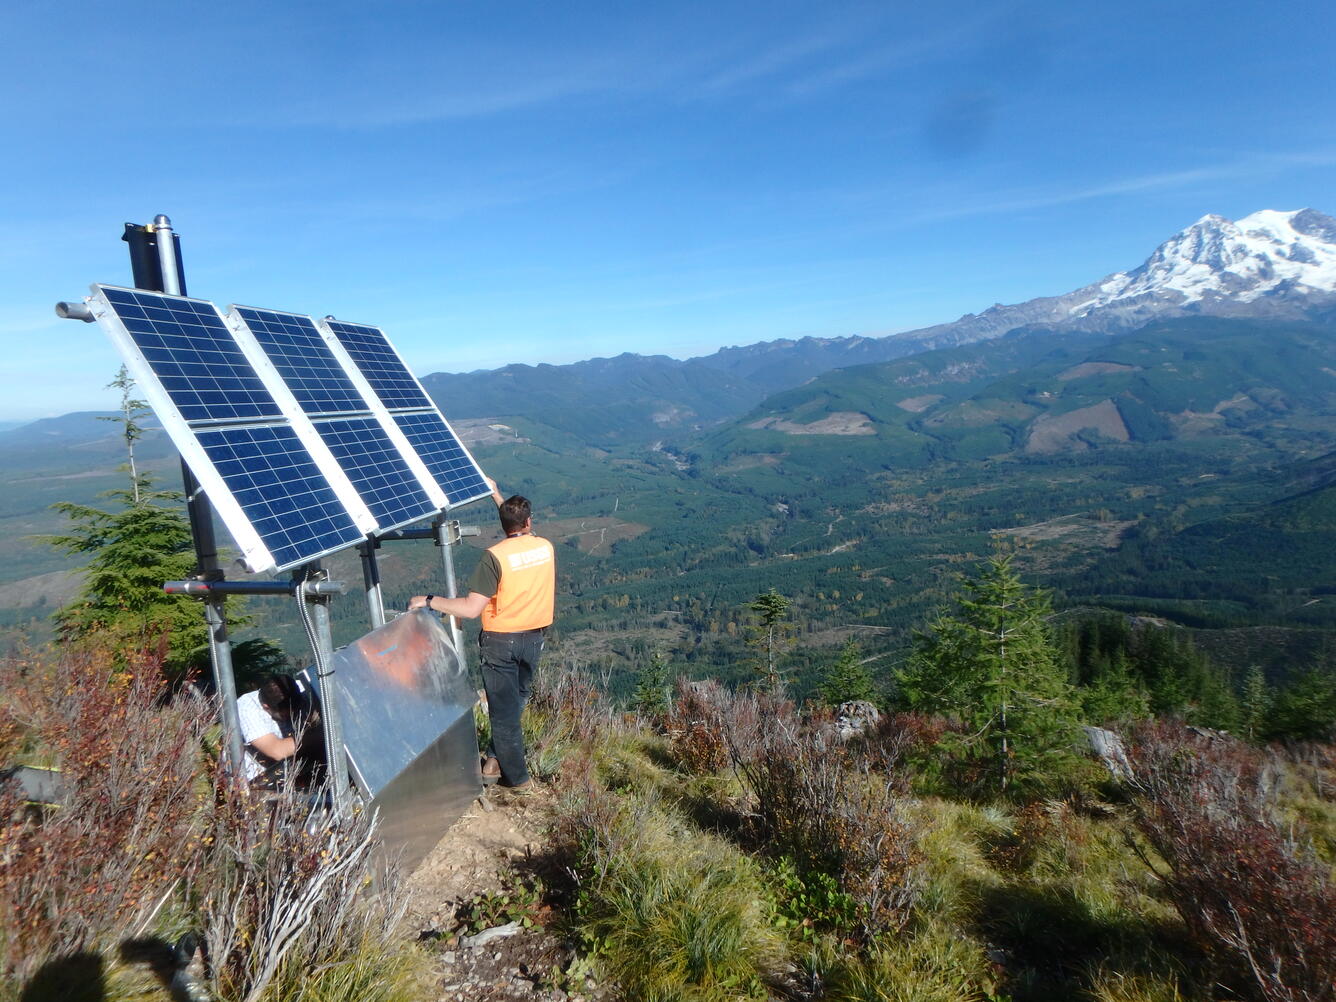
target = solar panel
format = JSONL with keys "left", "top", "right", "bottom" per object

{"left": 310, "top": 416, "right": 436, "bottom": 530}
{"left": 392, "top": 411, "right": 491, "bottom": 503}
{"left": 102, "top": 286, "right": 281, "bottom": 423}
{"left": 228, "top": 305, "right": 443, "bottom": 529}
{"left": 232, "top": 307, "right": 366, "bottom": 416}
{"left": 196, "top": 425, "right": 364, "bottom": 570}
{"left": 323, "top": 319, "right": 432, "bottom": 410}
{"left": 88, "top": 285, "right": 369, "bottom": 573}
{"left": 320, "top": 319, "right": 491, "bottom": 507}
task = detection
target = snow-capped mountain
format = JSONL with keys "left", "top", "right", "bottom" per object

{"left": 891, "top": 208, "right": 1336, "bottom": 352}
{"left": 1074, "top": 209, "right": 1336, "bottom": 312}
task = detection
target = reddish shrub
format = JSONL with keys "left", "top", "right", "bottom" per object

{"left": 530, "top": 664, "right": 612, "bottom": 743}
{"left": 728, "top": 700, "right": 920, "bottom": 939}
{"left": 665, "top": 678, "right": 734, "bottom": 774}
{"left": 1125, "top": 721, "right": 1336, "bottom": 1002}
{"left": 0, "top": 647, "right": 213, "bottom": 985}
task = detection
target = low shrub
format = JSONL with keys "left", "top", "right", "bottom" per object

{"left": 521, "top": 664, "right": 613, "bottom": 781}
{"left": 0, "top": 647, "right": 213, "bottom": 988}
{"left": 1124, "top": 722, "right": 1336, "bottom": 1002}
{"left": 0, "top": 644, "right": 430, "bottom": 1002}
{"left": 771, "top": 856, "right": 859, "bottom": 941}
{"left": 665, "top": 678, "right": 736, "bottom": 775}
{"left": 454, "top": 873, "right": 548, "bottom": 934}
{"left": 727, "top": 698, "right": 922, "bottom": 939}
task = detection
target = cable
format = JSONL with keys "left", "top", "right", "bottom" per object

{"left": 295, "top": 566, "right": 333, "bottom": 679}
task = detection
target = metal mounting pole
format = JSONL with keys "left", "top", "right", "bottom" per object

{"left": 436, "top": 516, "right": 466, "bottom": 658}
{"left": 358, "top": 539, "right": 386, "bottom": 629}
{"left": 122, "top": 214, "right": 245, "bottom": 782}
{"left": 204, "top": 599, "right": 245, "bottom": 780}
{"left": 298, "top": 564, "right": 351, "bottom": 814}
{"left": 152, "top": 215, "right": 182, "bottom": 296}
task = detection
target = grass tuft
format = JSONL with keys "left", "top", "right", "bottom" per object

{"left": 552, "top": 782, "right": 787, "bottom": 1001}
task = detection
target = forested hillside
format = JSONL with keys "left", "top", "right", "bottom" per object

{"left": 2, "top": 316, "right": 1334, "bottom": 717}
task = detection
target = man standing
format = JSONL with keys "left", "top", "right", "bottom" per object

{"left": 409, "top": 477, "right": 555, "bottom": 793}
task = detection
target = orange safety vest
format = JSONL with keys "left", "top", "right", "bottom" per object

{"left": 480, "top": 534, "right": 556, "bottom": 632}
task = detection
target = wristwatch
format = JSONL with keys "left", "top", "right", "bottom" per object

{"left": 425, "top": 594, "right": 435, "bottom": 611}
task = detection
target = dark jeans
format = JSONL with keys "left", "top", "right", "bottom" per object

{"left": 479, "top": 628, "right": 546, "bottom": 786}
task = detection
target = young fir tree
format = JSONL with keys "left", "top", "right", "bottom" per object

{"left": 1239, "top": 665, "right": 1271, "bottom": 741}
{"left": 101, "top": 366, "right": 148, "bottom": 503}
{"left": 1080, "top": 650, "right": 1150, "bottom": 724}
{"left": 818, "top": 639, "right": 877, "bottom": 707}
{"left": 747, "top": 588, "right": 793, "bottom": 693}
{"left": 898, "top": 553, "right": 1081, "bottom": 798}
{"left": 1264, "top": 667, "right": 1336, "bottom": 741}
{"left": 630, "top": 651, "right": 673, "bottom": 719}
{"left": 48, "top": 369, "right": 283, "bottom": 680}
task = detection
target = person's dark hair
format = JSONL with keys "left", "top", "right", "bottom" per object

{"left": 258, "top": 674, "right": 305, "bottom": 718}
{"left": 498, "top": 495, "right": 532, "bottom": 535}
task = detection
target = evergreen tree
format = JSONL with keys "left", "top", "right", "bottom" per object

{"left": 49, "top": 478, "right": 209, "bottom": 674}
{"left": 747, "top": 588, "right": 793, "bottom": 693}
{"left": 630, "top": 651, "right": 673, "bottom": 718}
{"left": 1239, "top": 665, "right": 1270, "bottom": 741}
{"left": 1192, "top": 664, "right": 1242, "bottom": 732}
{"left": 898, "top": 553, "right": 1081, "bottom": 798}
{"left": 48, "top": 369, "right": 284, "bottom": 680}
{"left": 101, "top": 365, "right": 148, "bottom": 503}
{"left": 1263, "top": 668, "right": 1336, "bottom": 741}
{"left": 818, "top": 639, "right": 877, "bottom": 707}
{"left": 1080, "top": 650, "right": 1150, "bottom": 724}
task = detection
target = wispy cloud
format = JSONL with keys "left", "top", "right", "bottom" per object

{"left": 695, "top": 27, "right": 865, "bottom": 94}
{"left": 782, "top": 9, "right": 1005, "bottom": 97}
{"left": 247, "top": 7, "right": 1007, "bottom": 129}
{"left": 911, "top": 151, "right": 1336, "bottom": 222}
{"left": 271, "top": 65, "right": 617, "bottom": 129}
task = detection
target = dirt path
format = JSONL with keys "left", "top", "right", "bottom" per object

{"left": 402, "top": 791, "right": 546, "bottom": 933}
{"left": 401, "top": 788, "right": 611, "bottom": 1001}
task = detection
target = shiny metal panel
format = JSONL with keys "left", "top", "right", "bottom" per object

{"left": 324, "top": 609, "right": 481, "bottom": 866}
{"left": 371, "top": 713, "right": 481, "bottom": 870}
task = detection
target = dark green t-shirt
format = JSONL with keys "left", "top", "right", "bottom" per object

{"left": 468, "top": 551, "right": 502, "bottom": 597}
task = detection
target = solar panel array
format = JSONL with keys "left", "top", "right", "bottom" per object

{"left": 88, "top": 285, "right": 490, "bottom": 574}
{"left": 228, "top": 305, "right": 440, "bottom": 532}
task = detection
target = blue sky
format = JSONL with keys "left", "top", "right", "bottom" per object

{"left": 2, "top": 0, "right": 1334, "bottom": 420}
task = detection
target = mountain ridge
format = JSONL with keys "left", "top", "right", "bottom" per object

{"left": 417, "top": 208, "right": 1336, "bottom": 441}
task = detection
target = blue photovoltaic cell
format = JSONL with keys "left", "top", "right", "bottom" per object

{"left": 195, "top": 425, "right": 364, "bottom": 570}
{"left": 324, "top": 320, "right": 433, "bottom": 410}
{"left": 392, "top": 411, "right": 490, "bottom": 502}
{"left": 101, "top": 287, "right": 281, "bottom": 423}
{"left": 234, "top": 307, "right": 367, "bottom": 416}
{"left": 312, "top": 417, "right": 436, "bottom": 530}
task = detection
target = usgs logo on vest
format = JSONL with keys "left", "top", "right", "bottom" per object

{"left": 506, "top": 548, "right": 553, "bottom": 570}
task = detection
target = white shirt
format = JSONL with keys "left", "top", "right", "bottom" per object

{"left": 237, "top": 688, "right": 290, "bottom": 781}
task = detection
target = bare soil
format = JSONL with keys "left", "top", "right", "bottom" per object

{"left": 403, "top": 787, "right": 614, "bottom": 1001}
{"left": 1057, "top": 361, "right": 1139, "bottom": 381}
{"left": 746, "top": 411, "right": 875, "bottom": 436}
{"left": 540, "top": 517, "right": 650, "bottom": 556}
{"left": 1025, "top": 399, "right": 1130, "bottom": 453}
{"left": 894, "top": 394, "right": 944, "bottom": 413}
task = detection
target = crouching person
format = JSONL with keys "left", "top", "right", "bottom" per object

{"left": 236, "top": 674, "right": 324, "bottom": 788}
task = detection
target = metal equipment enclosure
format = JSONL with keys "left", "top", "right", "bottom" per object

{"left": 324, "top": 609, "right": 481, "bottom": 869}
